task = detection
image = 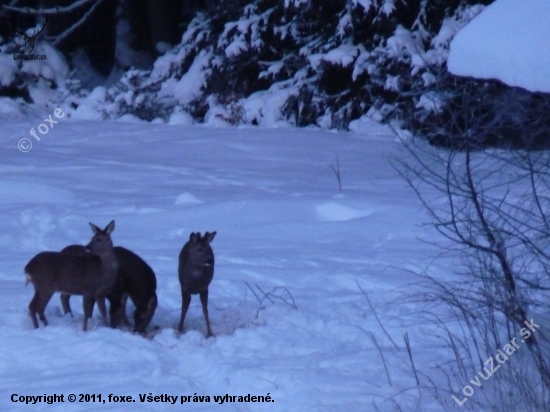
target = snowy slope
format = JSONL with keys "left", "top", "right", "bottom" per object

{"left": 0, "top": 118, "right": 448, "bottom": 411}
{"left": 448, "top": 0, "right": 550, "bottom": 93}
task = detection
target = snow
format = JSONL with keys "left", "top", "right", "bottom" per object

{"left": 258, "top": 61, "right": 284, "bottom": 79}
{"left": 0, "top": 97, "right": 25, "bottom": 117}
{"left": 284, "top": 0, "right": 308, "bottom": 8}
{"left": 174, "top": 193, "right": 204, "bottom": 206}
{"left": 0, "top": 42, "right": 70, "bottom": 109}
{"left": 309, "top": 44, "right": 365, "bottom": 69}
{"left": 381, "top": 0, "right": 396, "bottom": 16}
{"left": 168, "top": 108, "right": 194, "bottom": 126}
{"left": 224, "top": 39, "right": 248, "bottom": 57}
{"left": 352, "top": 0, "right": 373, "bottom": 12}
{"left": 21, "top": 43, "right": 69, "bottom": 89}
{"left": 448, "top": 0, "right": 550, "bottom": 93}
{"left": 218, "top": 7, "right": 272, "bottom": 58}
{"left": 0, "top": 54, "right": 18, "bottom": 86}
{"left": 415, "top": 92, "right": 443, "bottom": 113}
{"left": 1, "top": 117, "right": 454, "bottom": 411}
{"left": 241, "top": 86, "right": 298, "bottom": 127}
{"left": 72, "top": 86, "right": 108, "bottom": 120}
{"left": 160, "top": 50, "right": 213, "bottom": 106}
{"left": 385, "top": 25, "right": 428, "bottom": 75}
{"left": 315, "top": 202, "right": 373, "bottom": 221}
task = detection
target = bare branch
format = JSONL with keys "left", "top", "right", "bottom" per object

{"left": 2, "top": 0, "right": 97, "bottom": 15}
{"left": 50, "top": 0, "right": 106, "bottom": 46}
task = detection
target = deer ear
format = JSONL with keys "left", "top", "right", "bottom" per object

{"left": 189, "top": 232, "right": 198, "bottom": 243}
{"left": 105, "top": 220, "right": 115, "bottom": 234}
{"left": 89, "top": 222, "right": 100, "bottom": 234}
{"left": 205, "top": 231, "right": 217, "bottom": 243}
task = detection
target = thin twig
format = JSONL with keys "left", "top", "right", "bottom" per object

{"left": 365, "top": 330, "right": 392, "bottom": 387}
{"left": 356, "top": 280, "right": 399, "bottom": 349}
{"left": 404, "top": 332, "right": 420, "bottom": 386}
{"left": 330, "top": 156, "right": 342, "bottom": 192}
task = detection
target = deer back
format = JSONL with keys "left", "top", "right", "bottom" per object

{"left": 25, "top": 251, "right": 102, "bottom": 295}
{"left": 25, "top": 220, "right": 118, "bottom": 297}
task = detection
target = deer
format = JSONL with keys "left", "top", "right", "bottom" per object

{"left": 178, "top": 231, "right": 216, "bottom": 337}
{"left": 59, "top": 245, "right": 158, "bottom": 334}
{"left": 24, "top": 220, "right": 118, "bottom": 331}
{"left": 11, "top": 12, "right": 49, "bottom": 54}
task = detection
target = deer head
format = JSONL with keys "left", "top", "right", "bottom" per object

{"left": 11, "top": 12, "right": 49, "bottom": 54}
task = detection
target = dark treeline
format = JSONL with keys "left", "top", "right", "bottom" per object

{"left": 2, "top": 0, "right": 549, "bottom": 149}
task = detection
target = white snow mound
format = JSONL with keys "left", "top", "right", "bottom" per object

{"left": 448, "top": 0, "right": 550, "bottom": 93}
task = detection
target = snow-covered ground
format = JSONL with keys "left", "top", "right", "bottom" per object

{"left": 0, "top": 117, "right": 449, "bottom": 411}
{"left": 448, "top": 0, "right": 550, "bottom": 93}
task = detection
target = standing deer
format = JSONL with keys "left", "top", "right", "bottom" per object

{"left": 178, "top": 231, "right": 216, "bottom": 337}
{"left": 24, "top": 220, "right": 118, "bottom": 331}
{"left": 60, "top": 245, "right": 158, "bottom": 334}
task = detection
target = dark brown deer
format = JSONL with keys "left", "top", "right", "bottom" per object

{"left": 178, "top": 232, "right": 216, "bottom": 337}
{"left": 60, "top": 246, "right": 158, "bottom": 334}
{"left": 11, "top": 12, "right": 48, "bottom": 54}
{"left": 24, "top": 220, "right": 118, "bottom": 331}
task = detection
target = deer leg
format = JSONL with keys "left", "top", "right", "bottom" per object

{"left": 178, "top": 291, "right": 191, "bottom": 333}
{"left": 37, "top": 293, "right": 52, "bottom": 327}
{"left": 82, "top": 295, "right": 95, "bottom": 331}
{"left": 95, "top": 296, "right": 109, "bottom": 326}
{"left": 134, "top": 294, "right": 157, "bottom": 334}
{"left": 60, "top": 293, "right": 73, "bottom": 317}
{"left": 108, "top": 293, "right": 129, "bottom": 328}
{"left": 28, "top": 291, "right": 41, "bottom": 328}
{"left": 199, "top": 290, "right": 213, "bottom": 337}
{"left": 108, "top": 294, "right": 120, "bottom": 328}
{"left": 33, "top": 289, "right": 54, "bottom": 328}
{"left": 119, "top": 294, "right": 130, "bottom": 326}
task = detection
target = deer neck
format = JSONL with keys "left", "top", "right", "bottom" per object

{"left": 95, "top": 249, "right": 119, "bottom": 274}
